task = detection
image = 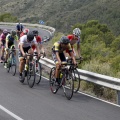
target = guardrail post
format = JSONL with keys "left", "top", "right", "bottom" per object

{"left": 117, "top": 91, "right": 120, "bottom": 105}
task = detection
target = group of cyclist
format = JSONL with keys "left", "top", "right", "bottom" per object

{"left": 0, "top": 22, "right": 82, "bottom": 85}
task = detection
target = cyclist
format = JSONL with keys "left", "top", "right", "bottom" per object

{"left": 4, "top": 30, "right": 18, "bottom": 68}
{"left": 18, "top": 31, "right": 40, "bottom": 80}
{"left": 20, "top": 28, "right": 29, "bottom": 37}
{"left": 32, "top": 30, "right": 45, "bottom": 56}
{"left": 52, "top": 36, "right": 76, "bottom": 85}
{"left": 16, "top": 23, "right": 24, "bottom": 38}
{"left": 66, "top": 28, "right": 82, "bottom": 58}
{"left": 0, "top": 29, "right": 8, "bottom": 63}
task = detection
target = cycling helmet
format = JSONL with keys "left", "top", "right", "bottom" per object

{"left": 3, "top": 29, "right": 8, "bottom": 35}
{"left": 33, "top": 30, "right": 38, "bottom": 36}
{"left": 60, "top": 36, "right": 70, "bottom": 44}
{"left": 73, "top": 28, "right": 81, "bottom": 36}
{"left": 27, "top": 31, "right": 34, "bottom": 41}
{"left": 11, "top": 30, "right": 16, "bottom": 36}
{"left": 23, "top": 28, "right": 29, "bottom": 34}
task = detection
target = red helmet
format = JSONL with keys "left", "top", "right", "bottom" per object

{"left": 23, "top": 28, "right": 29, "bottom": 34}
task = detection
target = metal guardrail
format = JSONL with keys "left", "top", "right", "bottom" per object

{"left": 39, "top": 57, "right": 120, "bottom": 105}
{"left": 0, "top": 22, "right": 55, "bottom": 38}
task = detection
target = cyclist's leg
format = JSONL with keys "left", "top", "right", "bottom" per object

{"left": 52, "top": 52, "right": 66, "bottom": 85}
{"left": 18, "top": 50, "right": 25, "bottom": 80}
{"left": 4, "top": 48, "right": 9, "bottom": 68}
{"left": 52, "top": 52, "right": 60, "bottom": 85}
{"left": 26, "top": 47, "right": 33, "bottom": 66}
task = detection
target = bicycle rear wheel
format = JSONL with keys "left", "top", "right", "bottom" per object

{"left": 27, "top": 62, "right": 36, "bottom": 88}
{"left": 72, "top": 68, "right": 81, "bottom": 93}
{"left": 35, "top": 62, "right": 42, "bottom": 84}
{"left": 62, "top": 71, "right": 74, "bottom": 100}
{"left": 49, "top": 67, "right": 59, "bottom": 94}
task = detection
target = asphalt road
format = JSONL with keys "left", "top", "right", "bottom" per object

{"left": 0, "top": 24, "right": 120, "bottom": 120}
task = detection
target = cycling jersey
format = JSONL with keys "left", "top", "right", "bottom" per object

{"left": 0, "top": 33, "right": 6, "bottom": 41}
{"left": 52, "top": 41, "right": 72, "bottom": 53}
{"left": 32, "top": 36, "right": 42, "bottom": 50}
{"left": 67, "top": 35, "right": 80, "bottom": 45}
{"left": 20, "top": 32, "right": 25, "bottom": 37}
{"left": 6, "top": 34, "right": 18, "bottom": 48}
{"left": 16, "top": 23, "right": 23, "bottom": 31}
{"left": 19, "top": 35, "right": 37, "bottom": 48}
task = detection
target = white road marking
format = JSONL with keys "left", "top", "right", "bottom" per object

{"left": 0, "top": 105, "right": 24, "bottom": 120}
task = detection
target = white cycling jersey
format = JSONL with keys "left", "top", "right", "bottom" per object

{"left": 19, "top": 35, "right": 37, "bottom": 48}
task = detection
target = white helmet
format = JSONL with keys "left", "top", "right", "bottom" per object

{"left": 73, "top": 28, "right": 81, "bottom": 36}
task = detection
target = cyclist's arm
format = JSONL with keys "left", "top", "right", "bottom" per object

{"left": 0, "top": 37, "right": 2, "bottom": 45}
{"left": 0, "top": 37, "right": 2, "bottom": 43}
{"left": 77, "top": 43, "right": 81, "bottom": 57}
{"left": 55, "top": 52, "right": 61, "bottom": 63}
{"left": 5, "top": 40, "right": 9, "bottom": 49}
{"left": 68, "top": 44, "right": 76, "bottom": 64}
{"left": 14, "top": 35, "right": 19, "bottom": 43}
{"left": 5, "top": 35, "right": 9, "bottom": 48}
{"left": 69, "top": 51, "right": 76, "bottom": 65}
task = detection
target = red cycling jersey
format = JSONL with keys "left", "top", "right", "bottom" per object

{"left": 67, "top": 34, "right": 80, "bottom": 45}
{"left": 20, "top": 32, "right": 25, "bottom": 37}
{"left": 66, "top": 35, "right": 80, "bottom": 55}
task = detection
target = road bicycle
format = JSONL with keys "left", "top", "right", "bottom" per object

{"left": 67, "top": 58, "right": 82, "bottom": 93}
{"left": 6, "top": 46, "right": 17, "bottom": 76}
{"left": 19, "top": 53, "right": 38, "bottom": 88}
{"left": 49, "top": 63, "right": 74, "bottom": 100}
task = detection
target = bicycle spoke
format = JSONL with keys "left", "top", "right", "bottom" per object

{"left": 27, "top": 62, "right": 36, "bottom": 88}
{"left": 72, "top": 69, "right": 81, "bottom": 93}
{"left": 49, "top": 67, "right": 59, "bottom": 94}
{"left": 63, "top": 71, "right": 74, "bottom": 100}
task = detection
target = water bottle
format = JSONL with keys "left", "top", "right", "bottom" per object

{"left": 60, "top": 73, "right": 63, "bottom": 79}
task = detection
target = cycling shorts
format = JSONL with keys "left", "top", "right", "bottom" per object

{"left": 18, "top": 46, "right": 31, "bottom": 58}
{"left": 52, "top": 52, "right": 67, "bottom": 64}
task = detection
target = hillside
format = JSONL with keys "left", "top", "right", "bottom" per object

{"left": 0, "top": 0, "right": 120, "bottom": 35}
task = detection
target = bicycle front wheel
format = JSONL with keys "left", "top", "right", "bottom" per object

{"left": 11, "top": 57, "right": 17, "bottom": 76}
{"left": 7, "top": 60, "right": 11, "bottom": 73}
{"left": 35, "top": 62, "right": 42, "bottom": 84}
{"left": 72, "top": 68, "right": 81, "bottom": 93}
{"left": 49, "top": 67, "right": 59, "bottom": 94}
{"left": 62, "top": 71, "right": 74, "bottom": 100}
{"left": 27, "top": 62, "right": 36, "bottom": 88}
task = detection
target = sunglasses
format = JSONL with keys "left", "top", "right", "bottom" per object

{"left": 75, "top": 35, "right": 79, "bottom": 37}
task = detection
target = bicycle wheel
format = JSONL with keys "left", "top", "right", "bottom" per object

{"left": 11, "top": 57, "right": 16, "bottom": 76}
{"left": 19, "top": 70, "right": 26, "bottom": 83}
{"left": 49, "top": 67, "right": 59, "bottom": 94}
{"left": 7, "top": 59, "right": 11, "bottom": 73}
{"left": 27, "top": 62, "right": 36, "bottom": 88}
{"left": 35, "top": 62, "right": 42, "bottom": 84}
{"left": 72, "top": 68, "right": 81, "bottom": 93}
{"left": 62, "top": 70, "right": 74, "bottom": 100}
